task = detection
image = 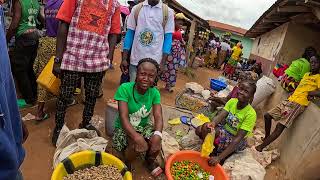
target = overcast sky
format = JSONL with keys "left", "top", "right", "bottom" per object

{"left": 119, "top": 0, "right": 277, "bottom": 30}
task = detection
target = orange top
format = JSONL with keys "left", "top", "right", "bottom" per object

{"left": 56, "top": 0, "right": 121, "bottom": 34}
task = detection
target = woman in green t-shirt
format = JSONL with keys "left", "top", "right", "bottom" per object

{"left": 196, "top": 80, "right": 257, "bottom": 166}
{"left": 113, "top": 58, "right": 164, "bottom": 177}
{"left": 281, "top": 47, "right": 316, "bottom": 92}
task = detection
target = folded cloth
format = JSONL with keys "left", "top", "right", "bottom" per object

{"left": 53, "top": 125, "right": 108, "bottom": 168}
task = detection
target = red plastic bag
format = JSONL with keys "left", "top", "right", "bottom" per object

{"left": 273, "top": 64, "right": 288, "bottom": 78}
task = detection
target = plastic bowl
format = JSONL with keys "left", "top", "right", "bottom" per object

{"left": 210, "top": 79, "right": 227, "bottom": 91}
{"left": 165, "top": 150, "right": 228, "bottom": 180}
{"left": 51, "top": 150, "right": 132, "bottom": 180}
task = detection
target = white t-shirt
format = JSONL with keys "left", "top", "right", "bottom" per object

{"left": 220, "top": 41, "right": 231, "bottom": 52}
{"left": 126, "top": 0, "right": 175, "bottom": 65}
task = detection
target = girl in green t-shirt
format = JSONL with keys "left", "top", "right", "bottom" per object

{"left": 196, "top": 80, "right": 257, "bottom": 166}
{"left": 113, "top": 58, "right": 164, "bottom": 177}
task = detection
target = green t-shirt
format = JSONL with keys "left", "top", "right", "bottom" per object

{"left": 16, "top": 0, "right": 40, "bottom": 37}
{"left": 223, "top": 98, "right": 256, "bottom": 136}
{"left": 285, "top": 58, "right": 310, "bottom": 82}
{"left": 114, "top": 82, "right": 161, "bottom": 129}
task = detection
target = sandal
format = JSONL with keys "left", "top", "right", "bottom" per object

{"left": 35, "top": 113, "right": 50, "bottom": 122}
{"left": 146, "top": 160, "right": 163, "bottom": 177}
{"left": 67, "top": 98, "right": 77, "bottom": 107}
{"left": 166, "top": 87, "right": 174, "bottom": 93}
{"left": 79, "top": 123, "right": 101, "bottom": 136}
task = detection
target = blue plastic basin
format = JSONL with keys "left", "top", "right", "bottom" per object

{"left": 210, "top": 79, "right": 227, "bottom": 91}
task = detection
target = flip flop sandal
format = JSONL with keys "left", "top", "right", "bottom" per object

{"left": 35, "top": 113, "right": 50, "bottom": 122}
{"left": 74, "top": 88, "right": 81, "bottom": 95}
{"left": 147, "top": 161, "right": 163, "bottom": 177}
{"left": 180, "top": 116, "right": 197, "bottom": 128}
{"left": 97, "top": 93, "right": 104, "bottom": 98}
{"left": 67, "top": 99, "right": 77, "bottom": 107}
{"left": 180, "top": 116, "right": 192, "bottom": 126}
{"left": 79, "top": 123, "right": 102, "bottom": 137}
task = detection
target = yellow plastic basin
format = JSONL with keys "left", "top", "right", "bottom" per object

{"left": 51, "top": 150, "right": 132, "bottom": 180}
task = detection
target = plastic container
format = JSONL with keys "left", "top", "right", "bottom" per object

{"left": 165, "top": 150, "right": 228, "bottom": 180}
{"left": 210, "top": 79, "right": 227, "bottom": 91}
{"left": 36, "top": 56, "right": 61, "bottom": 95}
{"left": 105, "top": 101, "right": 118, "bottom": 136}
{"left": 51, "top": 150, "right": 132, "bottom": 180}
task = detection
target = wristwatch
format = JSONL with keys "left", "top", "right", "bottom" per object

{"left": 54, "top": 57, "right": 61, "bottom": 63}
{"left": 153, "top": 131, "right": 163, "bottom": 139}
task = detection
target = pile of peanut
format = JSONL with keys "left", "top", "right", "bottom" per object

{"left": 63, "top": 165, "right": 123, "bottom": 180}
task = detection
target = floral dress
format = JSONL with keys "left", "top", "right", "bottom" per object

{"left": 161, "top": 30, "right": 186, "bottom": 90}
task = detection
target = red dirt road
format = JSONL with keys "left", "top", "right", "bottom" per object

{"left": 20, "top": 49, "right": 282, "bottom": 179}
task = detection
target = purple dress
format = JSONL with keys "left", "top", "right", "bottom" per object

{"left": 45, "top": 0, "right": 63, "bottom": 37}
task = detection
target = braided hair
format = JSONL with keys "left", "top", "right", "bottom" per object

{"left": 136, "top": 58, "right": 160, "bottom": 87}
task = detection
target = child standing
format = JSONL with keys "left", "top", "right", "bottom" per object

{"left": 256, "top": 55, "right": 320, "bottom": 152}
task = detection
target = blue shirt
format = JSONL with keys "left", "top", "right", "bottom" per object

{"left": 0, "top": 6, "right": 25, "bottom": 180}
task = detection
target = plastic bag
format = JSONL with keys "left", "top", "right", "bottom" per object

{"left": 161, "top": 131, "right": 180, "bottom": 160}
{"left": 168, "top": 118, "right": 182, "bottom": 125}
{"left": 201, "top": 129, "right": 215, "bottom": 157}
{"left": 179, "top": 130, "right": 202, "bottom": 151}
{"left": 191, "top": 114, "right": 210, "bottom": 128}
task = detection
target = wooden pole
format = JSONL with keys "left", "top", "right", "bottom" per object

{"left": 186, "top": 20, "right": 196, "bottom": 66}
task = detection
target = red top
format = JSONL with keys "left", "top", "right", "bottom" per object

{"left": 56, "top": 0, "right": 121, "bottom": 34}
{"left": 172, "top": 29, "right": 182, "bottom": 41}
{"left": 56, "top": 0, "right": 121, "bottom": 72}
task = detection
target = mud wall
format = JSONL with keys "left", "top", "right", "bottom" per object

{"left": 261, "top": 78, "right": 320, "bottom": 179}
{"left": 250, "top": 23, "right": 288, "bottom": 61}
{"left": 249, "top": 23, "right": 288, "bottom": 75}
{"left": 276, "top": 22, "right": 320, "bottom": 65}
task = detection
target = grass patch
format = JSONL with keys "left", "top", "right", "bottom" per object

{"left": 179, "top": 67, "right": 196, "bottom": 79}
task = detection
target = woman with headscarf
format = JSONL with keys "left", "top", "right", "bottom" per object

{"left": 217, "top": 38, "right": 231, "bottom": 69}
{"left": 204, "top": 34, "right": 219, "bottom": 68}
{"left": 224, "top": 42, "right": 243, "bottom": 79}
{"left": 161, "top": 13, "right": 187, "bottom": 92}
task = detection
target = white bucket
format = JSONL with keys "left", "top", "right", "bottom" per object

{"left": 105, "top": 102, "right": 118, "bottom": 137}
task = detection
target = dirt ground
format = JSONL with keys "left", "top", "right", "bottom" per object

{"left": 19, "top": 49, "right": 284, "bottom": 179}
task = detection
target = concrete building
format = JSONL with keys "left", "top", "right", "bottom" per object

{"left": 246, "top": 0, "right": 320, "bottom": 179}
{"left": 208, "top": 20, "right": 253, "bottom": 59}
{"left": 246, "top": 0, "right": 320, "bottom": 75}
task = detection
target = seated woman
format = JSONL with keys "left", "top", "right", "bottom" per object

{"left": 281, "top": 47, "right": 316, "bottom": 92}
{"left": 209, "top": 72, "right": 258, "bottom": 111}
{"left": 196, "top": 80, "right": 257, "bottom": 166}
{"left": 209, "top": 86, "right": 238, "bottom": 111}
{"left": 113, "top": 58, "right": 163, "bottom": 177}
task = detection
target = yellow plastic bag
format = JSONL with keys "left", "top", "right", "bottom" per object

{"left": 168, "top": 118, "right": 181, "bottom": 125}
{"left": 191, "top": 114, "right": 210, "bottom": 127}
{"left": 201, "top": 129, "right": 215, "bottom": 157}
{"left": 36, "top": 56, "right": 61, "bottom": 95}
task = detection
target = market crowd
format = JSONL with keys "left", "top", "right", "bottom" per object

{"left": 1, "top": 0, "right": 320, "bottom": 179}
